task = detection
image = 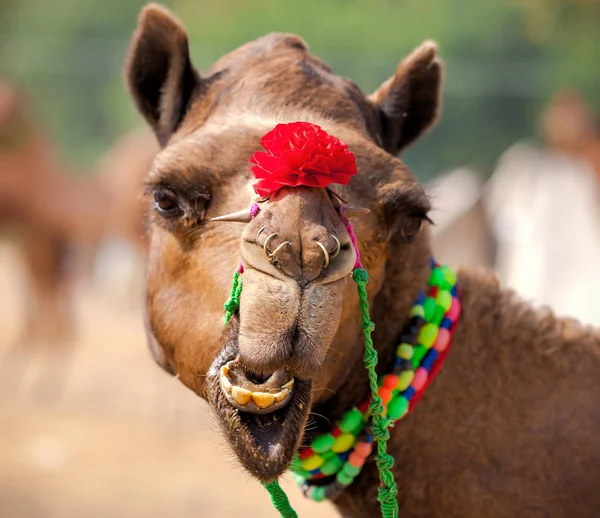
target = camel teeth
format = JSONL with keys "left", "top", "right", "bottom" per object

{"left": 282, "top": 380, "right": 294, "bottom": 390}
{"left": 252, "top": 392, "right": 275, "bottom": 409}
{"left": 231, "top": 386, "right": 252, "bottom": 406}
{"left": 221, "top": 375, "right": 232, "bottom": 394}
{"left": 220, "top": 365, "right": 230, "bottom": 378}
{"left": 273, "top": 389, "right": 289, "bottom": 403}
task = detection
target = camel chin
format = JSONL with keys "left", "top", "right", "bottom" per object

{"left": 207, "top": 316, "right": 313, "bottom": 481}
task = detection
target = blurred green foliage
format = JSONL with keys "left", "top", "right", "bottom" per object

{"left": 1, "top": 0, "right": 599, "bottom": 179}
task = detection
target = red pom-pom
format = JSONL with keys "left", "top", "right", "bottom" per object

{"left": 250, "top": 122, "right": 357, "bottom": 196}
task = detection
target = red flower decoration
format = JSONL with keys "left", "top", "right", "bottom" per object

{"left": 250, "top": 122, "right": 357, "bottom": 196}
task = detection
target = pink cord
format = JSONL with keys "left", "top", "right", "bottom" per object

{"left": 339, "top": 209, "right": 363, "bottom": 270}
{"left": 236, "top": 204, "right": 261, "bottom": 275}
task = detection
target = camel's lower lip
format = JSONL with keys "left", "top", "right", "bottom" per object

{"left": 208, "top": 345, "right": 312, "bottom": 480}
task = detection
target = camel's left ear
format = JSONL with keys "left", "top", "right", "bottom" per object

{"left": 369, "top": 41, "right": 442, "bottom": 155}
{"left": 124, "top": 4, "right": 200, "bottom": 147}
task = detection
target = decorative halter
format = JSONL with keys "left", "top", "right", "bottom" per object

{"left": 221, "top": 122, "right": 461, "bottom": 518}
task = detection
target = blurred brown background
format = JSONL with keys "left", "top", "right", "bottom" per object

{"left": 1, "top": 0, "right": 599, "bottom": 517}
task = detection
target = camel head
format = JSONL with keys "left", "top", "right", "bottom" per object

{"left": 125, "top": 4, "right": 442, "bottom": 481}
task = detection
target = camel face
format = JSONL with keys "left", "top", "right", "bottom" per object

{"left": 126, "top": 5, "right": 441, "bottom": 481}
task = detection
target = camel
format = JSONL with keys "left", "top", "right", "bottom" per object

{"left": 0, "top": 80, "right": 158, "bottom": 343}
{"left": 125, "top": 5, "right": 600, "bottom": 517}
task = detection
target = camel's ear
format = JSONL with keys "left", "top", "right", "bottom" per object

{"left": 369, "top": 41, "right": 442, "bottom": 155}
{"left": 124, "top": 4, "right": 199, "bottom": 147}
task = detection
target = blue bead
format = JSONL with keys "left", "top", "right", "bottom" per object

{"left": 394, "top": 358, "right": 403, "bottom": 368}
{"left": 451, "top": 285, "right": 458, "bottom": 296}
{"left": 429, "top": 257, "right": 436, "bottom": 269}
{"left": 403, "top": 386, "right": 416, "bottom": 400}
{"left": 309, "top": 468, "right": 322, "bottom": 476}
{"left": 421, "top": 349, "right": 438, "bottom": 370}
{"left": 416, "top": 292, "right": 425, "bottom": 305}
{"left": 338, "top": 451, "right": 351, "bottom": 463}
{"left": 365, "top": 435, "right": 373, "bottom": 443}
{"left": 440, "top": 317, "right": 452, "bottom": 329}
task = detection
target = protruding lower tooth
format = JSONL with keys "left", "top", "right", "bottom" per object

{"left": 282, "top": 380, "right": 294, "bottom": 390}
{"left": 231, "top": 386, "right": 252, "bottom": 406}
{"left": 221, "top": 375, "right": 232, "bottom": 393}
{"left": 252, "top": 392, "right": 275, "bottom": 409}
{"left": 221, "top": 365, "right": 230, "bottom": 377}
{"left": 273, "top": 389, "right": 289, "bottom": 403}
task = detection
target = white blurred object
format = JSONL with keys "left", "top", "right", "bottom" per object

{"left": 485, "top": 142, "right": 600, "bottom": 326}
{"left": 428, "top": 168, "right": 495, "bottom": 271}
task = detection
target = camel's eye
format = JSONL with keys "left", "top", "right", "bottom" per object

{"left": 154, "top": 188, "right": 181, "bottom": 217}
{"left": 401, "top": 215, "right": 425, "bottom": 242}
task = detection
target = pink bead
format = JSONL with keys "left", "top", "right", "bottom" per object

{"left": 446, "top": 297, "right": 461, "bottom": 322}
{"left": 433, "top": 328, "right": 451, "bottom": 352}
{"left": 412, "top": 367, "right": 429, "bottom": 391}
{"left": 354, "top": 441, "right": 373, "bottom": 458}
{"left": 348, "top": 451, "right": 366, "bottom": 468}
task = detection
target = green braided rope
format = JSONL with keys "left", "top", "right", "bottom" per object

{"left": 224, "top": 271, "right": 299, "bottom": 517}
{"left": 224, "top": 271, "right": 243, "bottom": 324}
{"left": 352, "top": 268, "right": 399, "bottom": 518}
{"left": 224, "top": 268, "right": 398, "bottom": 517}
{"left": 261, "top": 481, "right": 299, "bottom": 518}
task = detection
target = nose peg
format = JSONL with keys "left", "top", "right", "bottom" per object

{"left": 315, "top": 241, "right": 330, "bottom": 268}
{"left": 263, "top": 233, "right": 291, "bottom": 265}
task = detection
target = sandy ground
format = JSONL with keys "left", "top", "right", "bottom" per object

{"left": 0, "top": 242, "right": 337, "bottom": 518}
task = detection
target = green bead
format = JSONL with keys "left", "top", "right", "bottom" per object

{"left": 342, "top": 463, "right": 361, "bottom": 477}
{"left": 432, "top": 305, "right": 445, "bottom": 326}
{"left": 441, "top": 265, "right": 457, "bottom": 287}
{"left": 417, "top": 323, "right": 438, "bottom": 348}
{"left": 436, "top": 290, "right": 452, "bottom": 311}
{"left": 423, "top": 297, "right": 437, "bottom": 321}
{"left": 290, "top": 455, "right": 302, "bottom": 470}
{"left": 429, "top": 267, "right": 445, "bottom": 287}
{"left": 321, "top": 455, "right": 343, "bottom": 476}
{"left": 292, "top": 472, "right": 307, "bottom": 486}
{"left": 310, "top": 485, "right": 327, "bottom": 502}
{"left": 387, "top": 395, "right": 409, "bottom": 420}
{"left": 396, "top": 343, "right": 413, "bottom": 360}
{"left": 336, "top": 471, "right": 354, "bottom": 485}
{"left": 321, "top": 450, "right": 337, "bottom": 461}
{"left": 339, "top": 408, "right": 363, "bottom": 433}
{"left": 412, "top": 344, "right": 427, "bottom": 368}
{"left": 397, "top": 370, "right": 414, "bottom": 391}
{"left": 409, "top": 304, "right": 425, "bottom": 318}
{"left": 312, "top": 433, "right": 336, "bottom": 454}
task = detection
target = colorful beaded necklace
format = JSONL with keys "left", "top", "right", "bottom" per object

{"left": 223, "top": 203, "right": 461, "bottom": 518}
{"left": 290, "top": 256, "right": 460, "bottom": 503}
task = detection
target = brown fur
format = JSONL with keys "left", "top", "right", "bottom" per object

{"left": 125, "top": 5, "right": 600, "bottom": 517}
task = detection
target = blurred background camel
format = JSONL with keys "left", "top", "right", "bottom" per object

{"left": 0, "top": 80, "right": 158, "bottom": 344}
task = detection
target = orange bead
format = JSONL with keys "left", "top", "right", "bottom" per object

{"left": 348, "top": 451, "right": 366, "bottom": 468}
{"left": 382, "top": 374, "right": 399, "bottom": 390}
{"left": 354, "top": 441, "right": 373, "bottom": 458}
{"left": 378, "top": 386, "right": 393, "bottom": 405}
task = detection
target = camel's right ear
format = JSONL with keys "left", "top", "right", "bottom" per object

{"left": 124, "top": 4, "right": 199, "bottom": 147}
{"left": 369, "top": 41, "right": 442, "bottom": 156}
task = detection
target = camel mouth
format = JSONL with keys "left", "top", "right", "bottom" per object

{"left": 219, "top": 359, "right": 295, "bottom": 414}
{"left": 208, "top": 340, "right": 313, "bottom": 481}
